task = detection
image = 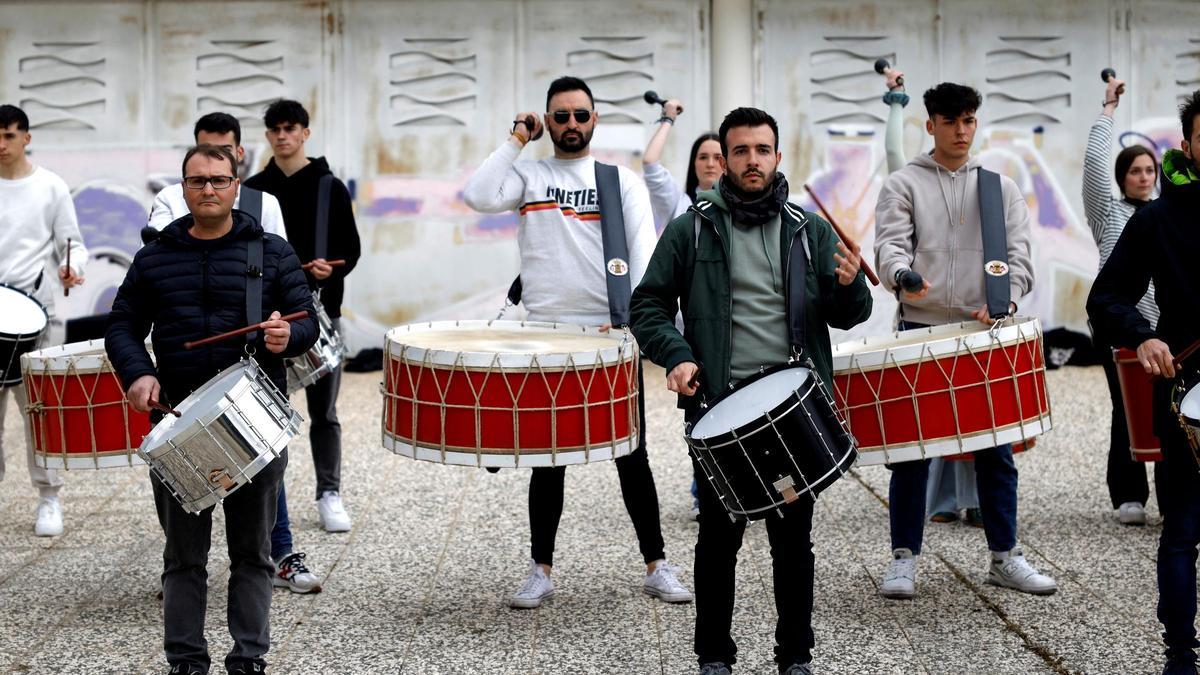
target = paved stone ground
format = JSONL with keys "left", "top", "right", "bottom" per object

{"left": 0, "top": 364, "right": 1172, "bottom": 674}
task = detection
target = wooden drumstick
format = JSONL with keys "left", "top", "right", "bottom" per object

{"left": 64, "top": 238, "right": 71, "bottom": 297}
{"left": 1175, "top": 339, "right": 1200, "bottom": 370}
{"left": 301, "top": 259, "right": 346, "bottom": 271}
{"left": 183, "top": 310, "right": 309, "bottom": 350}
{"left": 149, "top": 399, "right": 181, "bottom": 418}
{"left": 802, "top": 183, "right": 881, "bottom": 286}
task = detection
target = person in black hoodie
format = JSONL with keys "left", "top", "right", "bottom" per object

{"left": 243, "top": 100, "right": 361, "bottom": 540}
{"left": 1088, "top": 89, "right": 1200, "bottom": 675}
{"left": 105, "top": 144, "right": 317, "bottom": 675}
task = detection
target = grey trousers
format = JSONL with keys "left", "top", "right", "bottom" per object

{"left": 305, "top": 318, "right": 342, "bottom": 499}
{"left": 152, "top": 450, "right": 286, "bottom": 673}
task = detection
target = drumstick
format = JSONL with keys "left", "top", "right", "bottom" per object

{"left": 64, "top": 238, "right": 71, "bottom": 297}
{"left": 301, "top": 259, "right": 346, "bottom": 271}
{"left": 1175, "top": 339, "right": 1200, "bottom": 369}
{"left": 183, "top": 310, "right": 309, "bottom": 350}
{"left": 149, "top": 399, "right": 181, "bottom": 418}
{"left": 802, "top": 184, "right": 881, "bottom": 286}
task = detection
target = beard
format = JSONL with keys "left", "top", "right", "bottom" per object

{"left": 727, "top": 167, "right": 776, "bottom": 196}
{"left": 551, "top": 127, "right": 593, "bottom": 153}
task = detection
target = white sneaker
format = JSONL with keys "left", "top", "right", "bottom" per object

{"left": 987, "top": 548, "right": 1057, "bottom": 595}
{"left": 643, "top": 560, "right": 694, "bottom": 603}
{"left": 317, "top": 491, "right": 352, "bottom": 532}
{"left": 273, "top": 552, "right": 323, "bottom": 594}
{"left": 34, "top": 496, "right": 63, "bottom": 537}
{"left": 509, "top": 560, "right": 554, "bottom": 609}
{"left": 1118, "top": 501, "right": 1147, "bottom": 526}
{"left": 880, "top": 548, "right": 917, "bottom": 599}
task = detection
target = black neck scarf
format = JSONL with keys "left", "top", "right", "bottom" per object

{"left": 719, "top": 172, "right": 790, "bottom": 226}
{"left": 1123, "top": 196, "right": 1150, "bottom": 211}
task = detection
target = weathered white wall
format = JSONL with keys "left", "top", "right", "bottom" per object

{"left": 2, "top": 0, "right": 1197, "bottom": 350}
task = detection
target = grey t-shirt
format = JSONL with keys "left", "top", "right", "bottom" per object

{"left": 728, "top": 214, "right": 790, "bottom": 381}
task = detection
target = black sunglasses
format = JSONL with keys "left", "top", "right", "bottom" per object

{"left": 550, "top": 109, "right": 593, "bottom": 124}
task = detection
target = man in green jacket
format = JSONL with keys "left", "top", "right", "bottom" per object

{"left": 631, "top": 107, "right": 872, "bottom": 675}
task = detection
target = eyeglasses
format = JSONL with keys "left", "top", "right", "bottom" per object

{"left": 183, "top": 176, "right": 235, "bottom": 190}
{"left": 550, "top": 109, "right": 593, "bottom": 125}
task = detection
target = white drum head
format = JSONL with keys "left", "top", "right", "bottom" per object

{"left": 140, "top": 362, "right": 249, "bottom": 451}
{"left": 0, "top": 285, "right": 48, "bottom": 336}
{"left": 397, "top": 327, "right": 615, "bottom": 354}
{"left": 386, "top": 320, "right": 633, "bottom": 370}
{"left": 691, "top": 368, "right": 812, "bottom": 440}
{"left": 1182, "top": 383, "right": 1200, "bottom": 422}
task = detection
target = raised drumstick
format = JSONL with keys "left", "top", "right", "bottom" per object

{"left": 1101, "top": 67, "right": 1126, "bottom": 96}
{"left": 802, "top": 183, "right": 880, "bottom": 286}
{"left": 183, "top": 310, "right": 309, "bottom": 350}
{"left": 301, "top": 259, "right": 346, "bottom": 271}
{"left": 874, "top": 58, "right": 904, "bottom": 88}
{"left": 64, "top": 238, "right": 71, "bottom": 297}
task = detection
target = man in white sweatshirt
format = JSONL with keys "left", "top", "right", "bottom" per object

{"left": 0, "top": 104, "right": 88, "bottom": 536}
{"left": 147, "top": 112, "right": 286, "bottom": 239}
{"left": 872, "top": 83, "right": 1056, "bottom": 599}
{"left": 463, "top": 76, "right": 691, "bottom": 609}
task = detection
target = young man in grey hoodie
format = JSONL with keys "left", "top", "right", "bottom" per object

{"left": 872, "top": 83, "right": 1057, "bottom": 599}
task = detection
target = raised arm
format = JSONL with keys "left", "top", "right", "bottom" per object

{"left": 881, "top": 67, "right": 909, "bottom": 174}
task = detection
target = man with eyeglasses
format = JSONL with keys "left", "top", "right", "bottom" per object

{"left": 464, "top": 75, "right": 692, "bottom": 609}
{"left": 106, "top": 144, "right": 317, "bottom": 675}
{"left": 147, "top": 112, "right": 323, "bottom": 599}
{"left": 0, "top": 103, "right": 88, "bottom": 538}
{"left": 148, "top": 113, "right": 286, "bottom": 240}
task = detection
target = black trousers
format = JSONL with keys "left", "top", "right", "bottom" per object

{"left": 528, "top": 366, "right": 665, "bottom": 567}
{"left": 692, "top": 460, "right": 815, "bottom": 671}
{"left": 306, "top": 319, "right": 342, "bottom": 499}
{"left": 152, "top": 450, "right": 286, "bottom": 673}
{"left": 1101, "top": 354, "right": 1153, "bottom": 508}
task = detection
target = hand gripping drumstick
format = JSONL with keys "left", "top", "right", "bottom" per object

{"left": 64, "top": 238, "right": 71, "bottom": 297}
{"left": 301, "top": 259, "right": 346, "bottom": 271}
{"left": 874, "top": 59, "right": 904, "bottom": 88}
{"left": 1101, "top": 68, "right": 1126, "bottom": 96}
{"left": 802, "top": 184, "right": 880, "bottom": 286}
{"left": 183, "top": 310, "right": 309, "bottom": 350}
{"left": 520, "top": 114, "right": 544, "bottom": 141}
{"left": 644, "top": 90, "right": 683, "bottom": 116}
{"left": 148, "top": 399, "right": 181, "bottom": 418}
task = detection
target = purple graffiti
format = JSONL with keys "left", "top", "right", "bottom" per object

{"left": 365, "top": 196, "right": 423, "bottom": 217}
{"left": 71, "top": 184, "right": 146, "bottom": 257}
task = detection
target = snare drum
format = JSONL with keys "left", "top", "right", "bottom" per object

{"left": 285, "top": 295, "right": 347, "bottom": 394}
{"left": 140, "top": 358, "right": 300, "bottom": 514}
{"left": 686, "top": 362, "right": 858, "bottom": 520}
{"left": 22, "top": 339, "right": 153, "bottom": 469}
{"left": 1, "top": 284, "right": 49, "bottom": 387}
{"left": 832, "top": 317, "right": 1052, "bottom": 465}
{"left": 1114, "top": 348, "right": 1163, "bottom": 462}
{"left": 382, "top": 320, "right": 639, "bottom": 467}
{"left": 1172, "top": 373, "right": 1200, "bottom": 459}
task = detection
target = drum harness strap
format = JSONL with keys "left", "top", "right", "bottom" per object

{"left": 245, "top": 235, "right": 264, "bottom": 348}
{"left": 239, "top": 186, "right": 263, "bottom": 230}
{"left": 313, "top": 174, "right": 334, "bottom": 303}
{"left": 978, "top": 168, "right": 1012, "bottom": 320}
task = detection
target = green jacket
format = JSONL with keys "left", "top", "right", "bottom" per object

{"left": 631, "top": 184, "right": 873, "bottom": 420}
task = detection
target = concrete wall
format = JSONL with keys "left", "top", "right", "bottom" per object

{"left": 2, "top": 0, "right": 1196, "bottom": 350}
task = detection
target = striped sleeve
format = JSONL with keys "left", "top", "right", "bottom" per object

{"left": 1082, "top": 114, "right": 1116, "bottom": 251}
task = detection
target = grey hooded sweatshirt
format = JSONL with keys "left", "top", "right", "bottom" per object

{"left": 874, "top": 152, "right": 1034, "bottom": 325}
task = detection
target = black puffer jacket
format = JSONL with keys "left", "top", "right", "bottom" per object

{"left": 105, "top": 211, "right": 318, "bottom": 407}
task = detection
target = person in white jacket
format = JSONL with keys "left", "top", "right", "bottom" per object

{"left": 147, "top": 113, "right": 286, "bottom": 240}
{"left": 0, "top": 104, "right": 88, "bottom": 537}
{"left": 463, "top": 76, "right": 691, "bottom": 611}
{"left": 873, "top": 83, "right": 1056, "bottom": 599}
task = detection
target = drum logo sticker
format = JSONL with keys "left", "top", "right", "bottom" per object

{"left": 607, "top": 258, "right": 629, "bottom": 276}
{"left": 984, "top": 260, "right": 1010, "bottom": 277}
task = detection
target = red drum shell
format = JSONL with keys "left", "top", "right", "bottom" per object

{"left": 382, "top": 322, "right": 639, "bottom": 467}
{"left": 832, "top": 318, "right": 1052, "bottom": 465}
{"left": 22, "top": 340, "right": 152, "bottom": 470}
{"left": 1114, "top": 348, "right": 1162, "bottom": 462}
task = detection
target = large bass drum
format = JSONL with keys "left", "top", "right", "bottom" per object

{"left": 685, "top": 362, "right": 857, "bottom": 521}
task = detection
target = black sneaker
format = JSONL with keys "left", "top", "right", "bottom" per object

{"left": 228, "top": 662, "right": 265, "bottom": 674}
{"left": 168, "top": 664, "right": 205, "bottom": 675}
{"left": 699, "top": 663, "right": 731, "bottom": 675}
{"left": 1164, "top": 652, "right": 1199, "bottom": 675}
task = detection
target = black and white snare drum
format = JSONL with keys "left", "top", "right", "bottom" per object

{"left": 686, "top": 362, "right": 858, "bottom": 520}
{"left": 0, "top": 284, "right": 49, "bottom": 387}
{"left": 1172, "top": 371, "right": 1200, "bottom": 459}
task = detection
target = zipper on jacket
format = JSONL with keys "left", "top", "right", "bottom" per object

{"left": 200, "top": 251, "right": 213, "bottom": 375}
{"left": 948, "top": 171, "right": 957, "bottom": 321}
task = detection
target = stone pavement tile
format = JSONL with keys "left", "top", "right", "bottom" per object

{"left": 275, "top": 619, "right": 410, "bottom": 674}
{"left": 400, "top": 597, "right": 535, "bottom": 673}
{"left": 17, "top": 621, "right": 156, "bottom": 674}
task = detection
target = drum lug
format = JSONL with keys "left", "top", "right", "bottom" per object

{"left": 773, "top": 475, "right": 799, "bottom": 504}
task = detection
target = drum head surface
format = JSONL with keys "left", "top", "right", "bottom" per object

{"left": 0, "top": 285, "right": 48, "bottom": 335}
{"left": 691, "top": 367, "right": 812, "bottom": 440}
{"left": 396, "top": 328, "right": 614, "bottom": 355}
{"left": 1182, "top": 383, "right": 1200, "bottom": 422}
{"left": 141, "top": 362, "right": 250, "bottom": 450}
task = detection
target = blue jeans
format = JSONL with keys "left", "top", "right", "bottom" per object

{"left": 270, "top": 481, "right": 293, "bottom": 562}
{"left": 889, "top": 445, "right": 1018, "bottom": 554}
{"left": 1157, "top": 410, "right": 1200, "bottom": 661}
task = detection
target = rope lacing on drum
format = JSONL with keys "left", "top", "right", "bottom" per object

{"left": 23, "top": 401, "right": 43, "bottom": 414}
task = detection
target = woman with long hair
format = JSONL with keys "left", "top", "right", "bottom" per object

{"left": 1083, "top": 73, "right": 1159, "bottom": 526}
